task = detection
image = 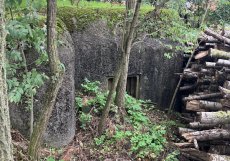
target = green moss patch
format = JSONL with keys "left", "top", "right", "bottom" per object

{"left": 57, "top": 6, "right": 152, "bottom": 32}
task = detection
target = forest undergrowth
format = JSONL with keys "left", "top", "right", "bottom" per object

{"left": 12, "top": 79, "right": 184, "bottom": 161}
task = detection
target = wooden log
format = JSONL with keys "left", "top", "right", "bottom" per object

{"left": 223, "top": 31, "right": 230, "bottom": 39}
{"left": 224, "top": 81, "right": 230, "bottom": 89}
{"left": 189, "top": 122, "right": 218, "bottom": 129}
{"left": 200, "top": 68, "right": 214, "bottom": 75}
{"left": 223, "top": 67, "right": 230, "bottom": 73}
{"left": 217, "top": 59, "right": 230, "bottom": 67}
{"left": 180, "top": 84, "right": 196, "bottom": 91}
{"left": 199, "top": 34, "right": 219, "bottom": 43}
{"left": 220, "top": 99, "right": 230, "bottom": 108}
{"left": 174, "top": 142, "right": 194, "bottom": 148}
{"left": 199, "top": 85, "right": 219, "bottom": 92}
{"left": 219, "top": 86, "right": 230, "bottom": 99}
{"left": 179, "top": 115, "right": 194, "bottom": 123}
{"left": 210, "top": 48, "right": 230, "bottom": 59}
{"left": 186, "top": 100, "right": 205, "bottom": 112}
{"left": 197, "top": 78, "right": 212, "bottom": 85}
{"left": 181, "top": 148, "right": 230, "bottom": 161}
{"left": 204, "top": 28, "right": 230, "bottom": 45}
{"left": 209, "top": 145, "right": 230, "bottom": 155}
{"left": 182, "top": 129, "right": 230, "bottom": 142}
{"left": 193, "top": 139, "right": 199, "bottom": 149}
{"left": 179, "top": 127, "right": 195, "bottom": 135}
{"left": 215, "top": 71, "right": 226, "bottom": 85}
{"left": 206, "top": 62, "right": 216, "bottom": 68}
{"left": 199, "top": 100, "right": 223, "bottom": 111}
{"left": 195, "top": 50, "right": 209, "bottom": 59}
{"left": 183, "top": 93, "right": 222, "bottom": 101}
{"left": 197, "top": 111, "right": 230, "bottom": 124}
{"left": 186, "top": 100, "right": 223, "bottom": 112}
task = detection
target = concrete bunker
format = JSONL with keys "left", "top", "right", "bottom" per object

{"left": 73, "top": 21, "right": 184, "bottom": 109}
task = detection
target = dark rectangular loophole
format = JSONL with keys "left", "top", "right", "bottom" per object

{"left": 107, "top": 76, "right": 140, "bottom": 98}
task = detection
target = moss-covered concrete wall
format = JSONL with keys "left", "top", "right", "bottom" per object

{"left": 72, "top": 20, "right": 183, "bottom": 109}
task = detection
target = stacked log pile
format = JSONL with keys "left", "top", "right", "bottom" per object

{"left": 176, "top": 29, "right": 230, "bottom": 161}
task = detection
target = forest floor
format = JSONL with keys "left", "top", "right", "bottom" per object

{"left": 12, "top": 80, "right": 187, "bottom": 161}
{"left": 12, "top": 109, "right": 185, "bottom": 161}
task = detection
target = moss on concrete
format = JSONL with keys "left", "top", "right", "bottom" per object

{"left": 57, "top": 6, "right": 152, "bottom": 32}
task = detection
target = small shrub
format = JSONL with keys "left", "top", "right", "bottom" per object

{"left": 164, "top": 150, "right": 180, "bottom": 161}
{"left": 79, "top": 112, "right": 92, "bottom": 129}
{"left": 81, "top": 78, "right": 100, "bottom": 95}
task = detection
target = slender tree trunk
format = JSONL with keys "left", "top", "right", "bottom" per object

{"left": 99, "top": 0, "right": 142, "bottom": 134}
{"left": 28, "top": 0, "right": 64, "bottom": 160}
{"left": 114, "top": 0, "right": 141, "bottom": 108}
{"left": 0, "top": 0, "right": 14, "bottom": 160}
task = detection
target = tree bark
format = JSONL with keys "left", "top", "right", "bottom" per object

{"left": 174, "top": 142, "right": 194, "bottom": 148}
{"left": 189, "top": 122, "right": 218, "bottom": 129}
{"left": 0, "top": 0, "right": 14, "bottom": 160}
{"left": 181, "top": 148, "right": 230, "bottom": 161}
{"left": 180, "top": 84, "right": 196, "bottom": 91}
{"left": 99, "top": 0, "right": 142, "bottom": 134}
{"left": 178, "top": 127, "right": 195, "bottom": 135}
{"left": 183, "top": 93, "right": 222, "bottom": 101}
{"left": 28, "top": 0, "right": 64, "bottom": 160}
{"left": 197, "top": 111, "right": 230, "bottom": 124}
{"left": 210, "top": 48, "right": 230, "bottom": 59}
{"left": 217, "top": 59, "right": 230, "bottom": 67}
{"left": 182, "top": 129, "right": 230, "bottom": 142}
{"left": 186, "top": 100, "right": 204, "bottom": 112}
{"left": 114, "top": 0, "right": 141, "bottom": 108}
{"left": 204, "top": 28, "right": 230, "bottom": 45}
{"left": 186, "top": 100, "right": 223, "bottom": 112}
{"left": 205, "top": 62, "right": 217, "bottom": 68}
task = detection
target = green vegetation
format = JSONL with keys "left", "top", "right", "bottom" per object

{"left": 6, "top": 12, "right": 48, "bottom": 107}
{"left": 75, "top": 79, "right": 180, "bottom": 160}
{"left": 208, "top": 0, "right": 230, "bottom": 25}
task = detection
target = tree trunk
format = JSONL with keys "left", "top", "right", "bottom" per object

{"left": 182, "top": 129, "right": 230, "bottom": 142}
{"left": 99, "top": 0, "right": 142, "bottom": 134}
{"left": 197, "top": 111, "right": 230, "bottom": 124}
{"left": 0, "top": 0, "right": 14, "bottom": 160}
{"left": 28, "top": 0, "right": 64, "bottom": 160}
{"left": 114, "top": 0, "right": 141, "bottom": 108}
{"left": 98, "top": 62, "right": 122, "bottom": 134}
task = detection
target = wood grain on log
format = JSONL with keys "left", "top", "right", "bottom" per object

{"left": 204, "top": 29, "right": 230, "bottom": 45}
{"left": 181, "top": 148, "right": 230, "bottom": 161}
{"left": 183, "top": 93, "right": 222, "bottom": 101}
{"left": 186, "top": 100, "right": 223, "bottom": 112}
{"left": 217, "top": 59, "right": 230, "bottom": 67}
{"left": 195, "top": 50, "right": 209, "bottom": 59}
{"left": 182, "top": 129, "right": 230, "bottom": 142}
{"left": 197, "top": 111, "right": 230, "bottom": 124}
{"left": 210, "top": 48, "right": 230, "bottom": 59}
{"left": 174, "top": 142, "right": 194, "bottom": 148}
{"left": 179, "top": 127, "right": 195, "bottom": 135}
{"left": 189, "top": 122, "right": 218, "bottom": 129}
